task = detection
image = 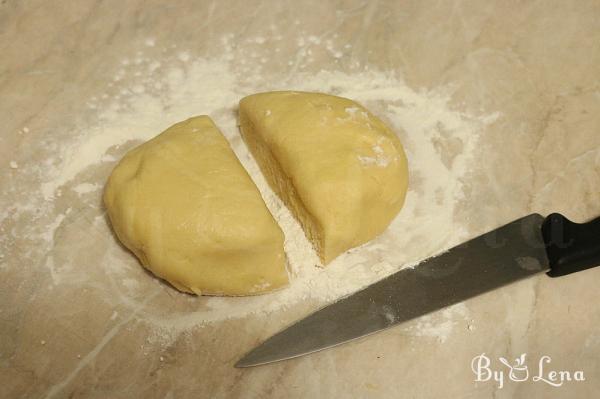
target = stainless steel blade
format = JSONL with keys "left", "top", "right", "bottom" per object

{"left": 236, "top": 214, "right": 549, "bottom": 367}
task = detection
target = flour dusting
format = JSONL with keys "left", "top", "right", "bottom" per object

{"left": 1, "top": 34, "right": 501, "bottom": 346}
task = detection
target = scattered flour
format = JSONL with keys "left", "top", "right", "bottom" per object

{"left": 4, "top": 33, "right": 501, "bottom": 345}
{"left": 408, "top": 303, "right": 470, "bottom": 343}
{"left": 72, "top": 183, "right": 101, "bottom": 195}
{"left": 357, "top": 154, "right": 392, "bottom": 167}
{"left": 344, "top": 106, "right": 361, "bottom": 117}
{"left": 121, "top": 278, "right": 140, "bottom": 291}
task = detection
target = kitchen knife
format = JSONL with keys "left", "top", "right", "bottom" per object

{"left": 236, "top": 213, "right": 600, "bottom": 367}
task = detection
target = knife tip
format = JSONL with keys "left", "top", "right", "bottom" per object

{"left": 235, "top": 350, "right": 286, "bottom": 368}
{"left": 234, "top": 358, "right": 251, "bottom": 368}
{"left": 234, "top": 352, "right": 276, "bottom": 368}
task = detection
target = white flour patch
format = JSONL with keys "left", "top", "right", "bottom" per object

{"left": 4, "top": 34, "right": 501, "bottom": 345}
{"left": 42, "top": 212, "right": 68, "bottom": 245}
{"left": 73, "top": 183, "right": 101, "bottom": 195}
{"left": 357, "top": 154, "right": 392, "bottom": 167}
{"left": 121, "top": 278, "right": 140, "bottom": 291}
{"left": 407, "top": 303, "right": 470, "bottom": 343}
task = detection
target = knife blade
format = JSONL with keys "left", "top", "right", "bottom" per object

{"left": 236, "top": 212, "right": 600, "bottom": 367}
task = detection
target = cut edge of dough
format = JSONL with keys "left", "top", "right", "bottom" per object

{"left": 239, "top": 110, "right": 327, "bottom": 265}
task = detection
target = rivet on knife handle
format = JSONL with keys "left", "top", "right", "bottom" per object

{"left": 543, "top": 213, "right": 600, "bottom": 277}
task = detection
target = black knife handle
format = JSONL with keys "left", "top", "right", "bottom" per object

{"left": 542, "top": 213, "right": 600, "bottom": 277}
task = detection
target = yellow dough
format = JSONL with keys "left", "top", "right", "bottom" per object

{"left": 239, "top": 91, "right": 409, "bottom": 264}
{"left": 103, "top": 116, "right": 288, "bottom": 295}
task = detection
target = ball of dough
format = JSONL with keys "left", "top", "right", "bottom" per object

{"left": 239, "top": 91, "right": 409, "bottom": 264}
{"left": 103, "top": 116, "right": 288, "bottom": 296}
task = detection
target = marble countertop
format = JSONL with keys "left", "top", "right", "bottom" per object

{"left": 2, "top": 1, "right": 600, "bottom": 398}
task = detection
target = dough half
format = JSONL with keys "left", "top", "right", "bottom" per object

{"left": 104, "top": 116, "right": 288, "bottom": 295}
{"left": 239, "top": 91, "right": 409, "bottom": 264}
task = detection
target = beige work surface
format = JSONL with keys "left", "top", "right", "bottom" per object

{"left": 1, "top": 1, "right": 600, "bottom": 398}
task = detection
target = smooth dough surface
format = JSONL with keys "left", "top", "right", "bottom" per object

{"left": 104, "top": 116, "right": 288, "bottom": 295}
{"left": 239, "top": 91, "right": 409, "bottom": 264}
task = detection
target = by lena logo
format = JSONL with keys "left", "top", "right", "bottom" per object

{"left": 471, "top": 353, "right": 585, "bottom": 388}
